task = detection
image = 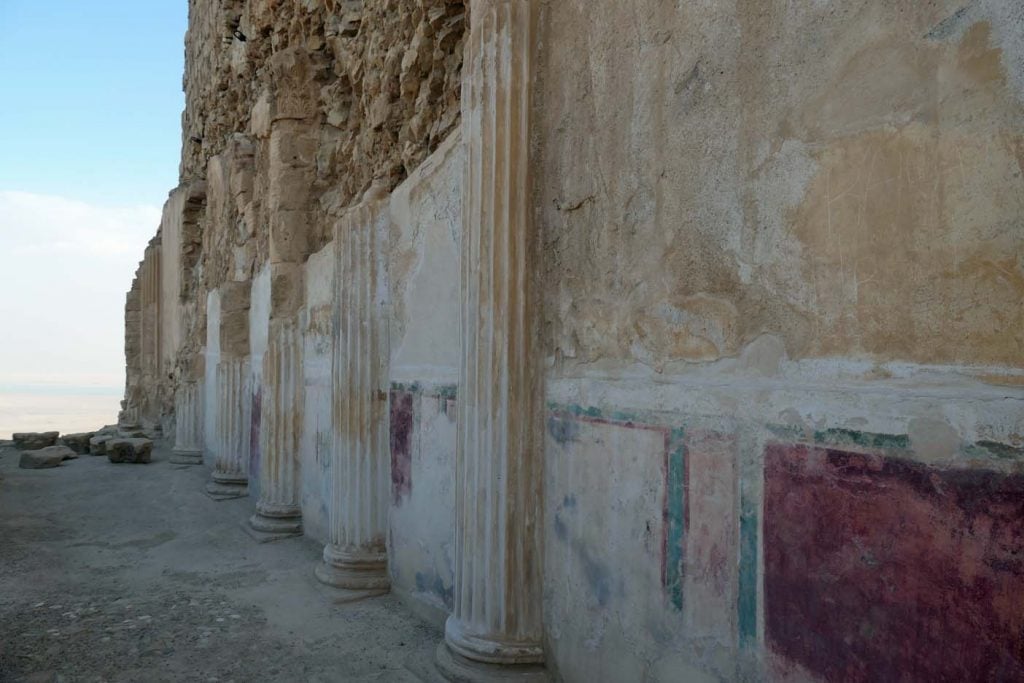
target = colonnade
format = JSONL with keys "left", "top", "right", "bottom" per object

{"left": 175, "top": 2, "right": 545, "bottom": 678}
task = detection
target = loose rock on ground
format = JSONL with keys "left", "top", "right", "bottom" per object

{"left": 19, "top": 447, "right": 69, "bottom": 470}
{"left": 107, "top": 438, "right": 153, "bottom": 464}
{"left": 60, "top": 432, "right": 96, "bottom": 455}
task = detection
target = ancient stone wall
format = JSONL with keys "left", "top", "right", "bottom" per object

{"left": 124, "top": 0, "right": 467, "bottom": 435}
{"left": 181, "top": 0, "right": 466, "bottom": 288}
{"left": 121, "top": 1, "right": 1024, "bottom": 681}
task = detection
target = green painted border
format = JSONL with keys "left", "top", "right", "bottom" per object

{"left": 738, "top": 491, "right": 758, "bottom": 648}
{"left": 766, "top": 424, "right": 911, "bottom": 453}
{"left": 665, "top": 428, "right": 686, "bottom": 612}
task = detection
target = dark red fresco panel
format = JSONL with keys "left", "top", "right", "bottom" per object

{"left": 764, "top": 443, "right": 1024, "bottom": 682}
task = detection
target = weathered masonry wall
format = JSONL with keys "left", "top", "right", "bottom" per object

{"left": 534, "top": 1, "right": 1024, "bottom": 681}
{"left": 122, "top": 1, "right": 1024, "bottom": 681}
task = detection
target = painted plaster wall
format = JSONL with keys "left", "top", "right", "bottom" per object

{"left": 385, "top": 131, "right": 462, "bottom": 621}
{"left": 542, "top": 367, "right": 1023, "bottom": 681}
{"left": 284, "top": 132, "right": 462, "bottom": 608}
{"left": 299, "top": 243, "right": 334, "bottom": 545}
{"left": 764, "top": 443, "right": 1024, "bottom": 681}
{"left": 533, "top": 2, "right": 1024, "bottom": 681}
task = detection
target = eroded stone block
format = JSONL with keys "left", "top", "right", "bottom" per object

{"left": 89, "top": 435, "right": 114, "bottom": 456}
{"left": 107, "top": 439, "right": 153, "bottom": 464}
{"left": 60, "top": 432, "right": 96, "bottom": 455}
{"left": 19, "top": 447, "right": 68, "bottom": 469}
{"left": 12, "top": 432, "right": 59, "bottom": 451}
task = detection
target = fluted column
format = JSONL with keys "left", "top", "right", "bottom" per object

{"left": 171, "top": 380, "right": 204, "bottom": 465}
{"left": 316, "top": 199, "right": 391, "bottom": 589}
{"left": 249, "top": 319, "right": 303, "bottom": 537}
{"left": 205, "top": 357, "right": 251, "bottom": 498}
{"left": 437, "top": 2, "right": 546, "bottom": 679}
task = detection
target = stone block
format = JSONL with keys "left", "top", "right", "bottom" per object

{"left": 60, "top": 432, "right": 96, "bottom": 454}
{"left": 107, "top": 438, "right": 153, "bottom": 464}
{"left": 89, "top": 435, "right": 114, "bottom": 456}
{"left": 12, "top": 432, "right": 59, "bottom": 450}
{"left": 19, "top": 447, "right": 67, "bottom": 469}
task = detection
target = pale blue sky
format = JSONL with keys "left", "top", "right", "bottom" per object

{"left": 0, "top": 1, "right": 186, "bottom": 388}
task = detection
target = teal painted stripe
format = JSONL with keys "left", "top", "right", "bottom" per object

{"left": 765, "top": 424, "right": 911, "bottom": 453}
{"left": 738, "top": 503, "right": 758, "bottom": 647}
{"left": 813, "top": 428, "right": 910, "bottom": 451}
{"left": 967, "top": 440, "right": 1024, "bottom": 461}
{"left": 665, "top": 431, "right": 686, "bottom": 611}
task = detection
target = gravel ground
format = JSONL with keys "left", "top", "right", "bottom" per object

{"left": 0, "top": 441, "right": 440, "bottom": 682}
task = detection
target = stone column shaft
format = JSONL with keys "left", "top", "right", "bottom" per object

{"left": 139, "top": 243, "right": 162, "bottom": 425}
{"left": 206, "top": 357, "right": 251, "bottom": 498}
{"left": 249, "top": 320, "right": 303, "bottom": 536}
{"left": 317, "top": 200, "right": 390, "bottom": 589}
{"left": 440, "top": 1, "right": 546, "bottom": 677}
{"left": 171, "top": 381, "right": 204, "bottom": 465}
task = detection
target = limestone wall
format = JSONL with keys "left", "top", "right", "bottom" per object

{"left": 121, "top": 1, "right": 1024, "bottom": 681}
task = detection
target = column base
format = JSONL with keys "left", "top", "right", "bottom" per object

{"left": 314, "top": 543, "right": 390, "bottom": 590}
{"left": 247, "top": 501, "right": 302, "bottom": 542}
{"left": 169, "top": 448, "right": 203, "bottom": 465}
{"left": 435, "top": 643, "right": 549, "bottom": 683}
{"left": 205, "top": 472, "right": 248, "bottom": 500}
{"left": 444, "top": 618, "right": 545, "bottom": 667}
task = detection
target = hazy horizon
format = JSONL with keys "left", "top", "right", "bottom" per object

{"left": 0, "top": 2, "right": 186, "bottom": 386}
{"left": 0, "top": 1, "right": 187, "bottom": 433}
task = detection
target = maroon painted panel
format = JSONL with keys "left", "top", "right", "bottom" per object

{"left": 390, "top": 390, "right": 414, "bottom": 505}
{"left": 765, "top": 444, "right": 1024, "bottom": 682}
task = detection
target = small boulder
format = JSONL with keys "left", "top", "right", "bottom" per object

{"left": 60, "top": 432, "right": 95, "bottom": 454}
{"left": 12, "top": 432, "right": 59, "bottom": 450}
{"left": 19, "top": 447, "right": 67, "bottom": 469}
{"left": 107, "top": 438, "right": 153, "bottom": 464}
{"left": 89, "top": 434, "right": 114, "bottom": 455}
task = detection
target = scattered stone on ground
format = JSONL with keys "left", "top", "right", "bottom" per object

{"left": 60, "top": 432, "right": 96, "bottom": 455}
{"left": 12, "top": 432, "right": 59, "bottom": 451}
{"left": 19, "top": 448, "right": 67, "bottom": 470}
{"left": 89, "top": 435, "right": 114, "bottom": 456}
{"left": 107, "top": 439, "right": 153, "bottom": 464}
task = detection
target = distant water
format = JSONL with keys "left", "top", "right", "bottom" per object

{"left": 0, "top": 384, "right": 122, "bottom": 439}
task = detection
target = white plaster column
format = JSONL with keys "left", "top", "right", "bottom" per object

{"left": 249, "top": 319, "right": 303, "bottom": 537}
{"left": 205, "top": 357, "right": 251, "bottom": 498}
{"left": 171, "top": 381, "right": 204, "bottom": 465}
{"left": 437, "top": 1, "right": 547, "bottom": 679}
{"left": 316, "top": 199, "right": 391, "bottom": 589}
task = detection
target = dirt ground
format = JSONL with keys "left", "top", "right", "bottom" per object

{"left": 0, "top": 441, "right": 441, "bottom": 682}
